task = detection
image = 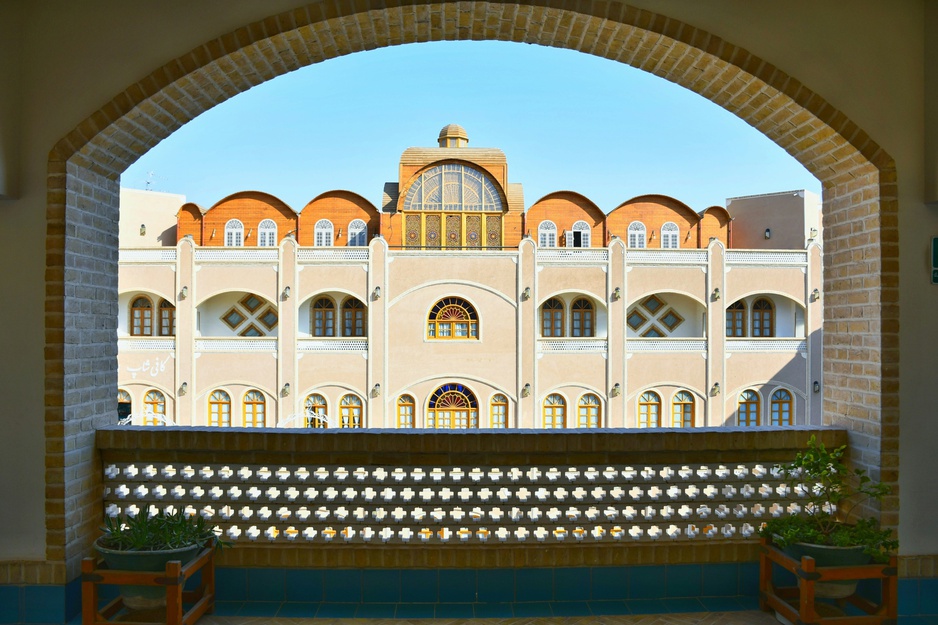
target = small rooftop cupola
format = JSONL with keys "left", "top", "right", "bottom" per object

{"left": 438, "top": 124, "right": 468, "bottom": 148}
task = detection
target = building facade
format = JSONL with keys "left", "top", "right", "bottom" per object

{"left": 118, "top": 126, "right": 823, "bottom": 431}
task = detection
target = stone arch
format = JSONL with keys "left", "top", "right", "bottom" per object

{"left": 45, "top": 1, "right": 898, "bottom": 578}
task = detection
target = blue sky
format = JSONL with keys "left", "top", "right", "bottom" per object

{"left": 121, "top": 41, "right": 820, "bottom": 213}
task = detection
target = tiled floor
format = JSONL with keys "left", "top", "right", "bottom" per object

{"left": 197, "top": 614, "right": 779, "bottom": 625}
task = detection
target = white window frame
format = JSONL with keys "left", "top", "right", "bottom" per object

{"left": 314, "top": 219, "right": 334, "bottom": 247}
{"left": 572, "top": 220, "right": 591, "bottom": 248}
{"left": 538, "top": 221, "right": 557, "bottom": 248}
{"left": 258, "top": 219, "right": 277, "bottom": 247}
{"left": 627, "top": 221, "right": 646, "bottom": 249}
{"left": 225, "top": 219, "right": 244, "bottom": 247}
{"left": 347, "top": 219, "right": 367, "bottom": 246}
{"left": 661, "top": 221, "right": 680, "bottom": 249}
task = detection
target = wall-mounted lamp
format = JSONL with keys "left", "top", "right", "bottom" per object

{"left": 809, "top": 227, "right": 818, "bottom": 239}
{"left": 179, "top": 286, "right": 188, "bottom": 300}
{"left": 178, "top": 382, "right": 188, "bottom": 396}
{"left": 612, "top": 287, "right": 621, "bottom": 301}
{"left": 371, "top": 383, "right": 381, "bottom": 398}
{"left": 246, "top": 229, "right": 253, "bottom": 239}
{"left": 139, "top": 224, "right": 146, "bottom": 236}
{"left": 521, "top": 383, "right": 531, "bottom": 398}
{"left": 521, "top": 287, "right": 531, "bottom": 301}
{"left": 210, "top": 228, "right": 216, "bottom": 239}
{"left": 372, "top": 286, "right": 381, "bottom": 300}
{"left": 710, "top": 383, "right": 721, "bottom": 396}
{"left": 610, "top": 383, "right": 621, "bottom": 398}
{"left": 337, "top": 228, "right": 343, "bottom": 238}
{"left": 811, "top": 288, "right": 820, "bottom": 302}
{"left": 281, "top": 383, "right": 290, "bottom": 397}
{"left": 650, "top": 231, "right": 656, "bottom": 240}
{"left": 712, "top": 287, "right": 720, "bottom": 300}
{"left": 813, "top": 381, "right": 820, "bottom": 394}
{"left": 764, "top": 228, "right": 771, "bottom": 240}
{"left": 281, "top": 286, "right": 291, "bottom": 300}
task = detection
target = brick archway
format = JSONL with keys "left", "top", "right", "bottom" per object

{"left": 45, "top": 1, "right": 898, "bottom": 580}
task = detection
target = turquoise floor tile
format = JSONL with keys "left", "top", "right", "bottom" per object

{"left": 550, "top": 601, "right": 591, "bottom": 616}
{"left": 236, "top": 601, "right": 280, "bottom": 616}
{"left": 355, "top": 603, "right": 398, "bottom": 618}
{"left": 434, "top": 603, "right": 475, "bottom": 618}
{"left": 474, "top": 602, "right": 514, "bottom": 618}
{"left": 315, "top": 603, "right": 359, "bottom": 618}
{"left": 395, "top": 604, "right": 436, "bottom": 618}
{"left": 276, "top": 602, "right": 319, "bottom": 618}
{"left": 626, "top": 599, "right": 669, "bottom": 614}
{"left": 587, "top": 600, "right": 631, "bottom": 615}
{"left": 512, "top": 602, "right": 553, "bottom": 617}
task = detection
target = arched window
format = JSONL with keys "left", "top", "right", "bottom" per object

{"left": 672, "top": 391, "right": 694, "bottom": 427}
{"left": 225, "top": 219, "right": 244, "bottom": 247}
{"left": 569, "top": 221, "right": 591, "bottom": 248}
{"left": 571, "top": 298, "right": 594, "bottom": 337}
{"left": 577, "top": 393, "right": 601, "bottom": 428}
{"left": 403, "top": 163, "right": 503, "bottom": 212}
{"left": 347, "top": 219, "right": 367, "bottom": 246}
{"left": 158, "top": 299, "right": 175, "bottom": 337}
{"left": 339, "top": 394, "right": 363, "bottom": 428}
{"left": 342, "top": 298, "right": 366, "bottom": 337}
{"left": 638, "top": 391, "right": 661, "bottom": 428}
{"left": 314, "top": 219, "right": 334, "bottom": 247}
{"left": 312, "top": 297, "right": 336, "bottom": 337}
{"left": 541, "top": 298, "right": 564, "bottom": 337}
{"left": 752, "top": 298, "right": 775, "bottom": 337}
{"left": 305, "top": 393, "right": 328, "bottom": 428}
{"left": 243, "top": 390, "right": 266, "bottom": 427}
{"left": 661, "top": 222, "right": 680, "bottom": 249}
{"left": 143, "top": 390, "right": 165, "bottom": 426}
{"left": 538, "top": 221, "right": 557, "bottom": 248}
{"left": 770, "top": 389, "right": 793, "bottom": 426}
{"left": 726, "top": 301, "right": 746, "bottom": 337}
{"left": 543, "top": 394, "right": 566, "bottom": 429}
{"left": 209, "top": 390, "right": 231, "bottom": 427}
{"left": 628, "top": 222, "right": 647, "bottom": 249}
{"left": 397, "top": 395, "right": 415, "bottom": 429}
{"left": 258, "top": 219, "right": 277, "bottom": 247}
{"left": 401, "top": 164, "right": 504, "bottom": 249}
{"left": 427, "top": 384, "right": 479, "bottom": 429}
{"left": 490, "top": 394, "right": 508, "bottom": 428}
{"left": 738, "top": 390, "right": 761, "bottom": 426}
{"left": 427, "top": 297, "right": 478, "bottom": 339}
{"left": 130, "top": 296, "right": 153, "bottom": 336}
{"left": 117, "top": 389, "right": 132, "bottom": 423}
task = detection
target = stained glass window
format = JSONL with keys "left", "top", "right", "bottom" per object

{"left": 403, "top": 163, "right": 502, "bottom": 212}
{"left": 427, "top": 384, "right": 478, "bottom": 429}
{"left": 427, "top": 297, "right": 478, "bottom": 340}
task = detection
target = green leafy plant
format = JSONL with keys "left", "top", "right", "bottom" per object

{"left": 759, "top": 435, "right": 897, "bottom": 562}
{"left": 99, "top": 510, "right": 228, "bottom": 552}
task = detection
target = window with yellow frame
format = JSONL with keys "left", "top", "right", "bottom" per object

{"left": 427, "top": 297, "right": 478, "bottom": 340}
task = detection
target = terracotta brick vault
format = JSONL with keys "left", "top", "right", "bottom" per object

{"left": 38, "top": 0, "right": 899, "bottom": 584}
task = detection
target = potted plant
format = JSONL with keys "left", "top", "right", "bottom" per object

{"left": 95, "top": 509, "right": 224, "bottom": 610}
{"left": 759, "top": 435, "right": 898, "bottom": 599}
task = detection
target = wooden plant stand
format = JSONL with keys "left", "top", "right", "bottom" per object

{"left": 81, "top": 545, "right": 215, "bottom": 625}
{"left": 759, "top": 537, "right": 897, "bottom": 625}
